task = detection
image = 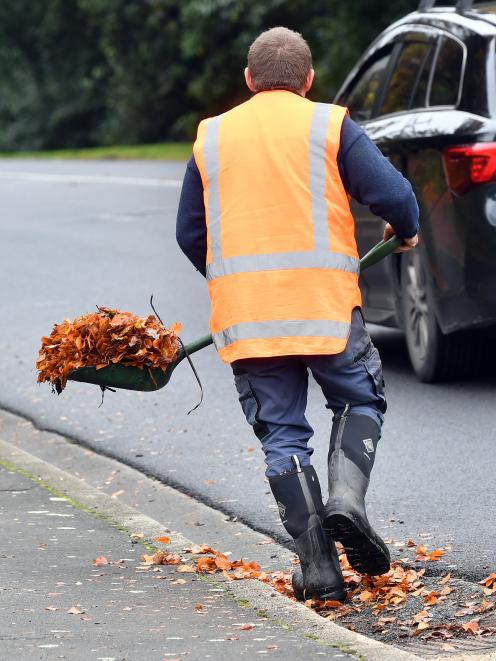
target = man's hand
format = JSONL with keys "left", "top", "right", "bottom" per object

{"left": 383, "top": 222, "right": 418, "bottom": 253}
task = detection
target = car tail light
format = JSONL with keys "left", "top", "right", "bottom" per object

{"left": 442, "top": 143, "right": 496, "bottom": 195}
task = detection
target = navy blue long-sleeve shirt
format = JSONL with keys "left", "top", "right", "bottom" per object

{"left": 176, "top": 116, "right": 419, "bottom": 276}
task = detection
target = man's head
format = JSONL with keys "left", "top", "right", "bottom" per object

{"left": 245, "top": 27, "right": 314, "bottom": 97}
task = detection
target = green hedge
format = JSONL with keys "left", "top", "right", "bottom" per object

{"left": 0, "top": 0, "right": 416, "bottom": 151}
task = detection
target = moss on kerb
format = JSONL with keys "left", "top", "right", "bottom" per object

{"left": 0, "top": 459, "right": 156, "bottom": 551}
{"left": 304, "top": 632, "right": 362, "bottom": 658}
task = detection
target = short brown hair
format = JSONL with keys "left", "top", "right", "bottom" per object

{"left": 247, "top": 27, "right": 312, "bottom": 94}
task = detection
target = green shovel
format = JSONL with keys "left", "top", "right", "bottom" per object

{"left": 68, "top": 235, "right": 402, "bottom": 392}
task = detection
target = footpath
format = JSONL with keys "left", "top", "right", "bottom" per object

{"left": 0, "top": 409, "right": 494, "bottom": 661}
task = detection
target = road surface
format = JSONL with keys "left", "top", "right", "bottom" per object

{"left": 1, "top": 159, "right": 494, "bottom": 583}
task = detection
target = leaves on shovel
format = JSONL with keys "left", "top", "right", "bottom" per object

{"left": 36, "top": 306, "right": 181, "bottom": 391}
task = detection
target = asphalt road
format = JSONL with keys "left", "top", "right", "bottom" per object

{"left": 1, "top": 159, "right": 494, "bottom": 583}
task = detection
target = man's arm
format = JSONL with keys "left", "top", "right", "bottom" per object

{"left": 338, "top": 116, "right": 419, "bottom": 251}
{"left": 176, "top": 156, "right": 207, "bottom": 276}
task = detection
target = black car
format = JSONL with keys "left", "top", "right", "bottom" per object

{"left": 335, "top": 0, "right": 496, "bottom": 381}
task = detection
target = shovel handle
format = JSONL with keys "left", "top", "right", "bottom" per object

{"left": 180, "top": 235, "right": 402, "bottom": 356}
{"left": 359, "top": 235, "right": 403, "bottom": 271}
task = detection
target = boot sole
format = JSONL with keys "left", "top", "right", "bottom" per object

{"left": 308, "top": 586, "right": 346, "bottom": 603}
{"left": 296, "top": 585, "right": 347, "bottom": 603}
{"left": 292, "top": 572, "right": 346, "bottom": 603}
{"left": 323, "top": 511, "right": 390, "bottom": 576}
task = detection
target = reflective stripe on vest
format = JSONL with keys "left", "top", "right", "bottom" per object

{"left": 203, "top": 114, "right": 223, "bottom": 264}
{"left": 202, "top": 102, "right": 360, "bottom": 280}
{"left": 213, "top": 318, "right": 351, "bottom": 350}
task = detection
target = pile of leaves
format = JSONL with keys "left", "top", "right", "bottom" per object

{"left": 36, "top": 306, "right": 181, "bottom": 392}
{"left": 296, "top": 544, "right": 496, "bottom": 644}
{"left": 136, "top": 538, "right": 496, "bottom": 646}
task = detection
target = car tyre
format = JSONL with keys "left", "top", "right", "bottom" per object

{"left": 400, "top": 250, "right": 482, "bottom": 382}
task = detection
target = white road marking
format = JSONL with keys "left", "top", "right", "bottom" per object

{"left": 0, "top": 171, "right": 182, "bottom": 188}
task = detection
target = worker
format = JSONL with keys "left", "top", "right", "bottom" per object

{"left": 176, "top": 27, "right": 419, "bottom": 602}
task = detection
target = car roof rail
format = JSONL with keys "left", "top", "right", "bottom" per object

{"left": 418, "top": 0, "right": 474, "bottom": 12}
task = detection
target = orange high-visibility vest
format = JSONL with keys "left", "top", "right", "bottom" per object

{"left": 193, "top": 90, "right": 361, "bottom": 363}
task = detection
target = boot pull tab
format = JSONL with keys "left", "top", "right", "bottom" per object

{"left": 291, "top": 455, "right": 302, "bottom": 472}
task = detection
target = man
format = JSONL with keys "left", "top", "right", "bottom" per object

{"left": 176, "top": 27, "right": 419, "bottom": 603}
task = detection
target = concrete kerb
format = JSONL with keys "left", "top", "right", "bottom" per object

{"left": 0, "top": 436, "right": 423, "bottom": 661}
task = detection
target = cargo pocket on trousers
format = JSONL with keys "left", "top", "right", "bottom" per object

{"left": 363, "top": 346, "right": 387, "bottom": 414}
{"left": 234, "top": 373, "right": 269, "bottom": 441}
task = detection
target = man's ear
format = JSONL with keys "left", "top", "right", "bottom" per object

{"left": 303, "top": 68, "right": 315, "bottom": 95}
{"left": 244, "top": 67, "right": 257, "bottom": 92}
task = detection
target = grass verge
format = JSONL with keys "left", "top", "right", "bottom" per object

{"left": 0, "top": 142, "right": 192, "bottom": 161}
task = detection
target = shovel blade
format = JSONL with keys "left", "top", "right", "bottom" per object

{"left": 68, "top": 362, "right": 176, "bottom": 391}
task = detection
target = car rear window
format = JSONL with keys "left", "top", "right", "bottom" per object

{"left": 429, "top": 37, "right": 464, "bottom": 106}
{"left": 381, "top": 42, "right": 432, "bottom": 115}
{"left": 346, "top": 52, "right": 392, "bottom": 121}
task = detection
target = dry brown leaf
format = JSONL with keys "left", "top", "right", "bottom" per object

{"left": 92, "top": 556, "right": 108, "bottom": 567}
{"left": 427, "top": 548, "right": 445, "bottom": 561}
{"left": 184, "top": 544, "right": 214, "bottom": 555}
{"left": 478, "top": 600, "right": 494, "bottom": 613}
{"left": 154, "top": 536, "right": 171, "bottom": 544}
{"left": 321, "top": 600, "right": 344, "bottom": 609}
{"left": 140, "top": 553, "right": 155, "bottom": 565}
{"left": 424, "top": 591, "right": 439, "bottom": 606}
{"left": 240, "top": 624, "right": 254, "bottom": 631}
{"left": 480, "top": 572, "right": 496, "bottom": 588}
{"left": 177, "top": 564, "right": 196, "bottom": 573}
{"left": 197, "top": 556, "right": 217, "bottom": 573}
{"left": 67, "top": 606, "right": 85, "bottom": 615}
{"left": 140, "top": 551, "right": 180, "bottom": 566}
{"left": 214, "top": 553, "right": 232, "bottom": 570}
{"left": 194, "top": 603, "right": 204, "bottom": 612}
{"left": 440, "top": 572, "right": 451, "bottom": 584}
{"left": 462, "top": 619, "right": 481, "bottom": 635}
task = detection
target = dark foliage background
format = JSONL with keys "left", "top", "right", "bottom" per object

{"left": 0, "top": 0, "right": 417, "bottom": 150}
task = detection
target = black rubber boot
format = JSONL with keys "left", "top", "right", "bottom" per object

{"left": 269, "top": 457, "right": 345, "bottom": 602}
{"left": 323, "top": 409, "right": 391, "bottom": 576}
